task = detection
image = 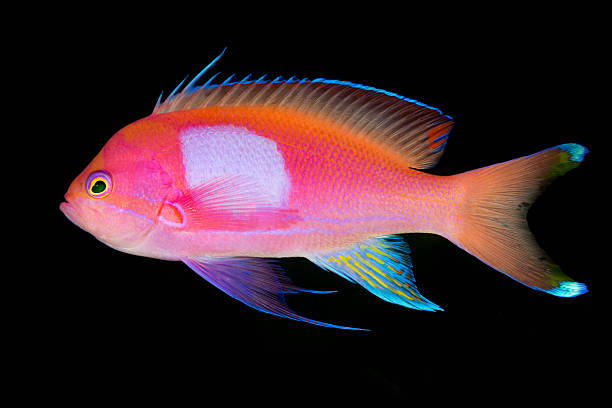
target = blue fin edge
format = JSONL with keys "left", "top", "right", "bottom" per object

{"left": 160, "top": 48, "right": 452, "bottom": 120}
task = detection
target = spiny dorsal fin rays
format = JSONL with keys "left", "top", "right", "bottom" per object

{"left": 156, "top": 48, "right": 227, "bottom": 113}
{"left": 152, "top": 50, "right": 454, "bottom": 170}
{"left": 184, "top": 47, "right": 227, "bottom": 92}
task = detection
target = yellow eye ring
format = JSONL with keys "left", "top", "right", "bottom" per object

{"left": 86, "top": 171, "right": 112, "bottom": 198}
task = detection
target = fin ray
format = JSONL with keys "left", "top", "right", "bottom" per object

{"left": 308, "top": 236, "right": 442, "bottom": 311}
{"left": 451, "top": 144, "right": 589, "bottom": 296}
{"left": 183, "top": 257, "right": 365, "bottom": 330}
{"left": 171, "top": 175, "right": 299, "bottom": 231}
{"left": 153, "top": 51, "right": 454, "bottom": 169}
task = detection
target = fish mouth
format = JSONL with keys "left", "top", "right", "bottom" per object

{"left": 60, "top": 200, "right": 86, "bottom": 230}
{"left": 59, "top": 198, "right": 153, "bottom": 251}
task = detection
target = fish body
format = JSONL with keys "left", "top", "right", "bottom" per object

{"left": 61, "top": 51, "right": 588, "bottom": 329}
{"left": 109, "top": 106, "right": 461, "bottom": 260}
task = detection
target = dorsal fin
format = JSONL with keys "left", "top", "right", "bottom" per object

{"left": 153, "top": 51, "right": 454, "bottom": 169}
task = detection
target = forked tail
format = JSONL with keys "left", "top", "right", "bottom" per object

{"left": 450, "top": 143, "right": 588, "bottom": 297}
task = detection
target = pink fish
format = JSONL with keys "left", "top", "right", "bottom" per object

{"left": 60, "top": 50, "right": 588, "bottom": 330}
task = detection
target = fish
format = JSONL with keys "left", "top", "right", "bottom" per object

{"left": 60, "top": 49, "right": 588, "bottom": 330}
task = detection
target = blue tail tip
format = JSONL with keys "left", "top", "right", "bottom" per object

{"left": 559, "top": 143, "right": 589, "bottom": 162}
{"left": 545, "top": 281, "right": 589, "bottom": 297}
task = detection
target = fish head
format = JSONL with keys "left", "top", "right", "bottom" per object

{"left": 60, "top": 133, "right": 175, "bottom": 251}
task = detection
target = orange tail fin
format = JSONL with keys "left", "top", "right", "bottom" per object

{"left": 450, "top": 143, "right": 588, "bottom": 297}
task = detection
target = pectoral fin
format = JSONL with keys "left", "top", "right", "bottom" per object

{"left": 182, "top": 256, "right": 365, "bottom": 330}
{"left": 170, "top": 176, "right": 299, "bottom": 231}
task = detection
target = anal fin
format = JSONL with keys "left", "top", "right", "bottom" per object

{"left": 308, "top": 235, "right": 442, "bottom": 311}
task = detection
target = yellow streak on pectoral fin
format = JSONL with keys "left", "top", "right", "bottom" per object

{"left": 367, "top": 245, "right": 399, "bottom": 262}
{"left": 360, "top": 245, "right": 417, "bottom": 300}
{"left": 353, "top": 252, "right": 382, "bottom": 273}
{"left": 336, "top": 255, "right": 379, "bottom": 288}
{"left": 328, "top": 256, "right": 341, "bottom": 265}
{"left": 355, "top": 252, "right": 404, "bottom": 287}
{"left": 391, "top": 288, "right": 415, "bottom": 301}
{"left": 356, "top": 261, "right": 390, "bottom": 290}
{"left": 405, "top": 286, "right": 422, "bottom": 301}
{"left": 378, "top": 270, "right": 403, "bottom": 287}
{"left": 310, "top": 237, "right": 444, "bottom": 310}
{"left": 365, "top": 253, "right": 385, "bottom": 265}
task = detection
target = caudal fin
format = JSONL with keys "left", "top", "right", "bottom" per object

{"left": 451, "top": 143, "right": 588, "bottom": 297}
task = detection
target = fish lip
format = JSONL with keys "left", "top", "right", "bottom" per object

{"left": 60, "top": 200, "right": 86, "bottom": 230}
{"left": 59, "top": 198, "right": 154, "bottom": 251}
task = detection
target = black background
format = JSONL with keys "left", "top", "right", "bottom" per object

{"left": 25, "top": 6, "right": 604, "bottom": 404}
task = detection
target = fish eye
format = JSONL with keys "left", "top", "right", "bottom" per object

{"left": 86, "top": 170, "right": 112, "bottom": 198}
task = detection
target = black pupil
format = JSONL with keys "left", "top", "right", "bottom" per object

{"left": 92, "top": 180, "right": 106, "bottom": 194}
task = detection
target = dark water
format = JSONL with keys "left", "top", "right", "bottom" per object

{"left": 26, "top": 16, "right": 603, "bottom": 403}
